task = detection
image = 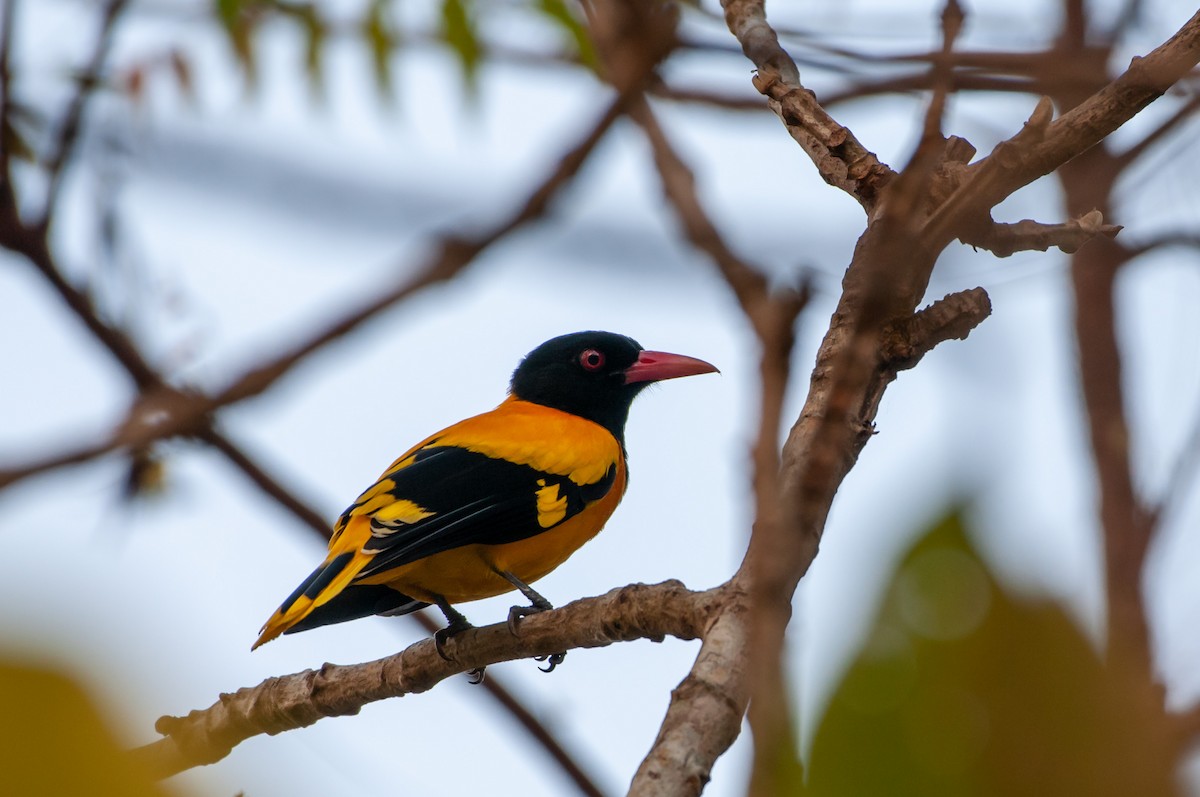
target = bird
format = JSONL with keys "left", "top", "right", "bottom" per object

{"left": 252, "top": 331, "right": 717, "bottom": 672}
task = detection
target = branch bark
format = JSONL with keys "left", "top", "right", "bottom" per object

{"left": 133, "top": 581, "right": 716, "bottom": 779}
{"left": 963, "top": 210, "right": 1122, "bottom": 257}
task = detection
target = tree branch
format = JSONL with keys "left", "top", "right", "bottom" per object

{"left": 210, "top": 90, "right": 632, "bottom": 409}
{"left": 0, "top": 0, "right": 18, "bottom": 187}
{"left": 963, "top": 210, "right": 1123, "bottom": 258}
{"left": 720, "top": 0, "right": 895, "bottom": 210}
{"left": 1123, "top": 230, "right": 1200, "bottom": 258}
{"left": 922, "top": 10, "right": 1200, "bottom": 252}
{"left": 133, "top": 581, "right": 716, "bottom": 778}
{"left": 880, "top": 288, "right": 993, "bottom": 371}
{"left": 1148, "top": 392, "right": 1200, "bottom": 533}
{"left": 409, "top": 612, "right": 609, "bottom": 797}
{"left": 627, "top": 96, "right": 770, "bottom": 314}
{"left": 628, "top": 91, "right": 806, "bottom": 792}
{"left": 628, "top": 587, "right": 750, "bottom": 797}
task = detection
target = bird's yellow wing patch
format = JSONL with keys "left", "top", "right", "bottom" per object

{"left": 535, "top": 479, "right": 568, "bottom": 528}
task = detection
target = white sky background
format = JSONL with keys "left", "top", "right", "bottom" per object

{"left": 2, "top": 0, "right": 1200, "bottom": 795}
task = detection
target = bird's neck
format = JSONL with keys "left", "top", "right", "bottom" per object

{"left": 506, "top": 393, "right": 631, "bottom": 449}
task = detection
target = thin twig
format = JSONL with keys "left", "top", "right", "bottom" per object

{"left": 628, "top": 97, "right": 769, "bottom": 313}
{"left": 38, "top": 0, "right": 129, "bottom": 228}
{"left": 1123, "top": 231, "right": 1200, "bottom": 258}
{"left": 0, "top": 0, "right": 18, "bottom": 187}
{"left": 199, "top": 426, "right": 333, "bottom": 538}
{"left": 1112, "top": 90, "right": 1200, "bottom": 168}
{"left": 1148, "top": 395, "right": 1200, "bottom": 533}
{"left": 211, "top": 92, "right": 633, "bottom": 409}
{"left": 411, "top": 612, "right": 608, "bottom": 797}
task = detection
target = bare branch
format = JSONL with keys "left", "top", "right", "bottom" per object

{"left": 199, "top": 427, "right": 333, "bottom": 539}
{"left": 720, "top": 0, "right": 895, "bottom": 209}
{"left": 647, "top": 82, "right": 770, "bottom": 112}
{"left": 409, "top": 612, "right": 608, "bottom": 797}
{"left": 133, "top": 581, "right": 716, "bottom": 779}
{"left": 877, "top": 0, "right": 967, "bottom": 242}
{"left": 1112, "top": 90, "right": 1200, "bottom": 168}
{"left": 880, "top": 288, "right": 993, "bottom": 371}
{"left": 628, "top": 588, "right": 749, "bottom": 797}
{"left": 2, "top": 90, "right": 641, "bottom": 492}
{"left": 0, "top": 436, "right": 119, "bottom": 489}
{"left": 964, "top": 210, "right": 1123, "bottom": 258}
{"left": 628, "top": 97, "right": 770, "bottom": 313}
{"left": 38, "top": 0, "right": 129, "bottom": 228}
{"left": 923, "top": 10, "right": 1200, "bottom": 252}
{"left": 0, "top": 223, "right": 163, "bottom": 391}
{"left": 1147, "top": 387, "right": 1200, "bottom": 533}
{"left": 211, "top": 91, "right": 632, "bottom": 408}
{"left": 0, "top": 0, "right": 18, "bottom": 186}
{"left": 1124, "top": 231, "right": 1200, "bottom": 258}
{"left": 1173, "top": 703, "right": 1200, "bottom": 743}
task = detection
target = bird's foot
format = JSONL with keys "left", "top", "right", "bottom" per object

{"left": 496, "top": 571, "right": 566, "bottom": 673}
{"left": 433, "top": 619, "right": 472, "bottom": 662}
{"left": 433, "top": 600, "right": 484, "bottom": 682}
{"left": 505, "top": 604, "right": 567, "bottom": 672}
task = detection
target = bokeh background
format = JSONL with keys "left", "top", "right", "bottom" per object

{"left": 2, "top": 0, "right": 1199, "bottom": 794}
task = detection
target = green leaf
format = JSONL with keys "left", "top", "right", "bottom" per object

{"left": 440, "top": 0, "right": 482, "bottom": 92}
{"left": 293, "top": 2, "right": 326, "bottom": 96}
{"left": 212, "top": 0, "right": 258, "bottom": 88}
{"left": 0, "top": 661, "right": 171, "bottom": 796}
{"left": 808, "top": 510, "right": 1180, "bottom": 797}
{"left": 535, "top": 0, "right": 597, "bottom": 71}
{"left": 364, "top": 0, "right": 397, "bottom": 100}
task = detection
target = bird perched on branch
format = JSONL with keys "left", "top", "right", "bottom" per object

{"left": 253, "top": 331, "right": 717, "bottom": 673}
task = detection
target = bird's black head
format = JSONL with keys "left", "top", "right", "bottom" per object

{"left": 510, "top": 331, "right": 717, "bottom": 443}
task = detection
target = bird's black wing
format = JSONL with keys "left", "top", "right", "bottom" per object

{"left": 340, "top": 446, "right": 617, "bottom": 580}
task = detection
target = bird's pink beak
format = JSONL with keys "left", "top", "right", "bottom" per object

{"left": 622, "top": 350, "right": 719, "bottom": 385}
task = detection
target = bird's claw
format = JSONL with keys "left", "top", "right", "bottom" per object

{"left": 433, "top": 627, "right": 457, "bottom": 662}
{"left": 535, "top": 651, "right": 567, "bottom": 673}
{"left": 507, "top": 602, "right": 550, "bottom": 635}
{"left": 434, "top": 625, "right": 488, "bottom": 683}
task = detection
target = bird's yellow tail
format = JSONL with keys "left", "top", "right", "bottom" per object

{"left": 252, "top": 549, "right": 372, "bottom": 649}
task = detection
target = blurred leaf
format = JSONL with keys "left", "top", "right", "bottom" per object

{"left": 440, "top": 0, "right": 482, "bottom": 92}
{"left": 0, "top": 660, "right": 170, "bottom": 796}
{"left": 293, "top": 2, "right": 326, "bottom": 96}
{"left": 123, "top": 446, "right": 167, "bottom": 501}
{"left": 123, "top": 65, "right": 146, "bottom": 104}
{"left": 535, "top": 0, "right": 598, "bottom": 71}
{"left": 748, "top": 717, "right": 807, "bottom": 797}
{"left": 363, "top": 0, "right": 397, "bottom": 100}
{"left": 213, "top": 0, "right": 259, "bottom": 88}
{"left": 808, "top": 510, "right": 1180, "bottom": 797}
{"left": 2, "top": 104, "right": 36, "bottom": 163}
{"left": 168, "top": 49, "right": 196, "bottom": 104}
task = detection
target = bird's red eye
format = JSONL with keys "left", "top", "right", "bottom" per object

{"left": 579, "top": 349, "right": 605, "bottom": 371}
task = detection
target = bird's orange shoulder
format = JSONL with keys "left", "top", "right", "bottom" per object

{"left": 417, "top": 396, "right": 624, "bottom": 486}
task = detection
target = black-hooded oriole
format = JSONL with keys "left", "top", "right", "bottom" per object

{"left": 253, "top": 331, "right": 717, "bottom": 655}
